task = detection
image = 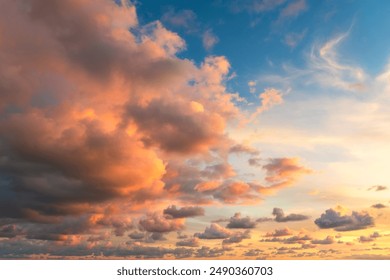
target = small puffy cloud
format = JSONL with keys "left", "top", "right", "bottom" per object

{"left": 128, "top": 231, "right": 146, "bottom": 240}
{"left": 368, "top": 185, "right": 388, "bottom": 192}
{"left": 358, "top": 232, "right": 381, "bottom": 243}
{"left": 222, "top": 230, "right": 251, "bottom": 244}
{"left": 272, "top": 208, "right": 309, "bottom": 222}
{"left": 194, "top": 223, "right": 232, "bottom": 239}
{"left": 229, "top": 144, "right": 260, "bottom": 156}
{"left": 371, "top": 203, "right": 387, "bottom": 209}
{"left": 195, "top": 246, "right": 226, "bottom": 258}
{"left": 139, "top": 214, "right": 185, "bottom": 233}
{"left": 163, "top": 205, "right": 205, "bottom": 219}
{"left": 311, "top": 236, "right": 335, "bottom": 245}
{"left": 284, "top": 235, "right": 312, "bottom": 244}
{"left": 202, "top": 29, "right": 219, "bottom": 50}
{"left": 244, "top": 249, "right": 263, "bottom": 257}
{"left": 176, "top": 238, "right": 200, "bottom": 247}
{"left": 226, "top": 213, "right": 256, "bottom": 229}
{"left": 314, "top": 208, "right": 374, "bottom": 231}
{"left": 263, "top": 158, "right": 312, "bottom": 189}
{"left": 265, "top": 228, "right": 293, "bottom": 237}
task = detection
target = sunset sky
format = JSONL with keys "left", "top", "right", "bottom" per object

{"left": 1, "top": 0, "right": 390, "bottom": 259}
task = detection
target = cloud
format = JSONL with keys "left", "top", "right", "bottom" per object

{"left": 256, "top": 217, "right": 273, "bottom": 223}
{"left": 0, "top": 0, "right": 249, "bottom": 253}
{"left": 249, "top": 88, "right": 283, "bottom": 122}
{"left": 265, "top": 227, "right": 293, "bottom": 237}
{"left": 163, "top": 205, "right": 205, "bottom": 219}
{"left": 222, "top": 230, "right": 251, "bottom": 244}
{"left": 195, "top": 246, "right": 226, "bottom": 258}
{"left": 368, "top": 185, "right": 388, "bottom": 192}
{"left": 139, "top": 214, "right": 185, "bottom": 233}
{"left": 272, "top": 208, "right": 309, "bottom": 222}
{"left": 226, "top": 213, "right": 256, "bottom": 229}
{"left": 128, "top": 231, "right": 146, "bottom": 240}
{"left": 358, "top": 232, "right": 381, "bottom": 243}
{"left": 229, "top": 144, "right": 260, "bottom": 156}
{"left": 311, "top": 236, "right": 335, "bottom": 245}
{"left": 244, "top": 249, "right": 264, "bottom": 257}
{"left": 262, "top": 158, "right": 312, "bottom": 189}
{"left": 284, "top": 29, "right": 307, "bottom": 48}
{"left": 202, "top": 29, "right": 219, "bottom": 51}
{"left": 371, "top": 203, "right": 387, "bottom": 209}
{"left": 161, "top": 8, "right": 198, "bottom": 32}
{"left": 314, "top": 208, "right": 375, "bottom": 231}
{"left": 176, "top": 238, "right": 200, "bottom": 247}
{"left": 279, "top": 0, "right": 307, "bottom": 19}
{"left": 283, "top": 235, "right": 312, "bottom": 244}
{"left": 194, "top": 223, "right": 232, "bottom": 239}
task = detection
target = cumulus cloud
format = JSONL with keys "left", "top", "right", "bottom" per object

{"left": 314, "top": 208, "right": 374, "bottom": 231}
{"left": 0, "top": 0, "right": 253, "bottom": 255}
{"left": 139, "top": 214, "right": 185, "bottom": 233}
{"left": 195, "top": 246, "right": 226, "bottom": 258}
{"left": 358, "top": 232, "right": 381, "bottom": 243}
{"left": 226, "top": 213, "right": 256, "bottom": 229}
{"left": 176, "top": 238, "right": 200, "bottom": 247}
{"left": 265, "top": 228, "right": 293, "bottom": 237}
{"left": 163, "top": 205, "right": 205, "bottom": 219}
{"left": 272, "top": 208, "right": 309, "bottom": 222}
{"left": 262, "top": 158, "right": 312, "bottom": 189}
{"left": 311, "top": 236, "right": 335, "bottom": 245}
{"left": 194, "top": 223, "right": 232, "bottom": 239}
{"left": 222, "top": 230, "right": 251, "bottom": 244}
{"left": 371, "top": 203, "right": 387, "bottom": 209}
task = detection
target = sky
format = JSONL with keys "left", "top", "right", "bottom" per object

{"left": 1, "top": 0, "right": 390, "bottom": 259}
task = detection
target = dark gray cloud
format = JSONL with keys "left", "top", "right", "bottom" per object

{"left": 371, "top": 203, "right": 387, "bottom": 209}
{"left": 222, "top": 230, "right": 251, "bottom": 244}
{"left": 358, "top": 232, "right": 381, "bottom": 243}
{"left": 314, "top": 209, "right": 374, "bottom": 231}
{"left": 283, "top": 235, "right": 312, "bottom": 244}
{"left": 226, "top": 213, "right": 256, "bottom": 229}
{"left": 311, "top": 236, "right": 334, "bottom": 245}
{"left": 176, "top": 238, "right": 200, "bottom": 247}
{"left": 128, "top": 231, "right": 146, "bottom": 240}
{"left": 194, "top": 223, "right": 231, "bottom": 239}
{"left": 243, "top": 249, "right": 263, "bottom": 257}
{"left": 272, "top": 208, "right": 309, "bottom": 222}
{"left": 264, "top": 228, "right": 293, "bottom": 237}
{"left": 163, "top": 205, "right": 205, "bottom": 219}
{"left": 195, "top": 246, "right": 226, "bottom": 258}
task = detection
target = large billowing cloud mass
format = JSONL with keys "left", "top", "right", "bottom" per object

{"left": 1, "top": 0, "right": 388, "bottom": 260}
